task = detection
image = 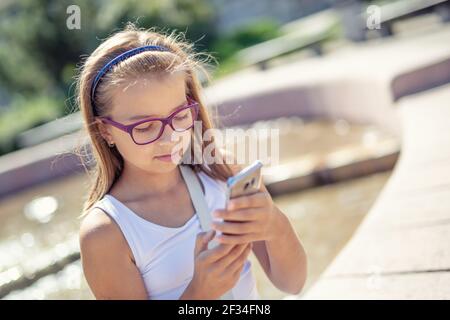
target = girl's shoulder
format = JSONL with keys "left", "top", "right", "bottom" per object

{"left": 79, "top": 206, "right": 131, "bottom": 260}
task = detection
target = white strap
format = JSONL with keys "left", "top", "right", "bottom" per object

{"left": 179, "top": 165, "right": 212, "bottom": 232}
{"left": 179, "top": 165, "right": 234, "bottom": 300}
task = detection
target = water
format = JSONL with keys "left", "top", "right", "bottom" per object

{"left": 0, "top": 118, "right": 396, "bottom": 299}
{"left": 0, "top": 172, "right": 90, "bottom": 299}
{"left": 251, "top": 171, "right": 391, "bottom": 299}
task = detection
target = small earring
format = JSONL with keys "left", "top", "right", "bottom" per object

{"left": 108, "top": 141, "right": 115, "bottom": 147}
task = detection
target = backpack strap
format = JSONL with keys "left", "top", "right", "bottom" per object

{"left": 179, "top": 165, "right": 235, "bottom": 300}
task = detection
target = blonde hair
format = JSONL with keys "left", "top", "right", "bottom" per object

{"left": 74, "top": 23, "right": 233, "bottom": 219}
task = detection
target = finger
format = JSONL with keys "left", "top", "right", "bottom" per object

{"left": 216, "top": 233, "right": 259, "bottom": 245}
{"left": 218, "top": 243, "right": 253, "bottom": 279}
{"left": 227, "top": 244, "right": 252, "bottom": 275}
{"left": 194, "top": 230, "right": 215, "bottom": 257}
{"left": 214, "top": 243, "right": 248, "bottom": 271}
{"left": 213, "top": 208, "right": 260, "bottom": 222}
{"left": 212, "top": 221, "right": 259, "bottom": 235}
{"left": 227, "top": 192, "right": 267, "bottom": 211}
{"left": 201, "top": 242, "right": 235, "bottom": 264}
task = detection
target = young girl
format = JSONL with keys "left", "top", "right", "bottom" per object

{"left": 77, "top": 23, "right": 307, "bottom": 300}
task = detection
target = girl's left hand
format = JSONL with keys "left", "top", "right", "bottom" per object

{"left": 211, "top": 190, "right": 280, "bottom": 245}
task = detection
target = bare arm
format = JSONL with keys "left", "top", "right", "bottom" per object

{"left": 225, "top": 160, "right": 308, "bottom": 295}
{"left": 79, "top": 208, "right": 149, "bottom": 300}
{"left": 252, "top": 200, "right": 307, "bottom": 295}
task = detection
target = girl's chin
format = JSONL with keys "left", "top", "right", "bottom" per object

{"left": 146, "top": 161, "right": 178, "bottom": 174}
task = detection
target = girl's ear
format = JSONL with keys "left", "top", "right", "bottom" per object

{"left": 95, "top": 118, "right": 114, "bottom": 143}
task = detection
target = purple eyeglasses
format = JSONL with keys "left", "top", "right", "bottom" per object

{"left": 96, "top": 95, "right": 199, "bottom": 145}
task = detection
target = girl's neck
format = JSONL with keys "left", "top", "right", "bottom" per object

{"left": 112, "top": 163, "right": 183, "bottom": 201}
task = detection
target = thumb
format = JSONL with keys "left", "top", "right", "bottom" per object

{"left": 194, "top": 230, "right": 215, "bottom": 257}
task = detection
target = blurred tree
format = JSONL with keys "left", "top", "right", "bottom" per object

{"left": 211, "top": 18, "right": 281, "bottom": 63}
{"left": 0, "top": 0, "right": 217, "bottom": 114}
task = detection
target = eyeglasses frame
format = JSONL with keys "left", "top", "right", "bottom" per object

{"left": 95, "top": 95, "right": 200, "bottom": 145}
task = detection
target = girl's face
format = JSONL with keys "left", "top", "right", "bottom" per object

{"left": 98, "top": 71, "right": 192, "bottom": 174}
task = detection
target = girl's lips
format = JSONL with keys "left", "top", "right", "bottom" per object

{"left": 154, "top": 154, "right": 175, "bottom": 162}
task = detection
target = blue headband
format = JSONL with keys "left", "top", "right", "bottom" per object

{"left": 90, "top": 45, "right": 171, "bottom": 109}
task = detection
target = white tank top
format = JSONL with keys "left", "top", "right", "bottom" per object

{"left": 92, "top": 170, "right": 260, "bottom": 300}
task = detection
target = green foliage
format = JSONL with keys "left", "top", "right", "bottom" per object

{"left": 211, "top": 19, "right": 282, "bottom": 64}
{"left": 0, "top": 94, "right": 63, "bottom": 155}
{"left": 0, "top": 0, "right": 217, "bottom": 100}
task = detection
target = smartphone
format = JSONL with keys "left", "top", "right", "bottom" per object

{"left": 220, "top": 160, "right": 264, "bottom": 230}
{"left": 225, "top": 160, "right": 264, "bottom": 207}
{"left": 209, "top": 160, "right": 264, "bottom": 248}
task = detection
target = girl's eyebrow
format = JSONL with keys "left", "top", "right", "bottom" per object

{"left": 126, "top": 100, "right": 188, "bottom": 121}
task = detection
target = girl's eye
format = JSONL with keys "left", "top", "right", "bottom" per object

{"left": 134, "top": 122, "right": 155, "bottom": 132}
{"left": 174, "top": 110, "right": 189, "bottom": 120}
{"left": 175, "top": 114, "right": 188, "bottom": 120}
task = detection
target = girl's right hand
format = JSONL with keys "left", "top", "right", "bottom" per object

{"left": 189, "top": 230, "right": 253, "bottom": 300}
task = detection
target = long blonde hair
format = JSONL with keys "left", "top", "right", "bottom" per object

{"left": 74, "top": 23, "right": 233, "bottom": 219}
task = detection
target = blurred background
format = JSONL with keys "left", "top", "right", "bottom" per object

{"left": 0, "top": 0, "right": 449, "bottom": 299}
